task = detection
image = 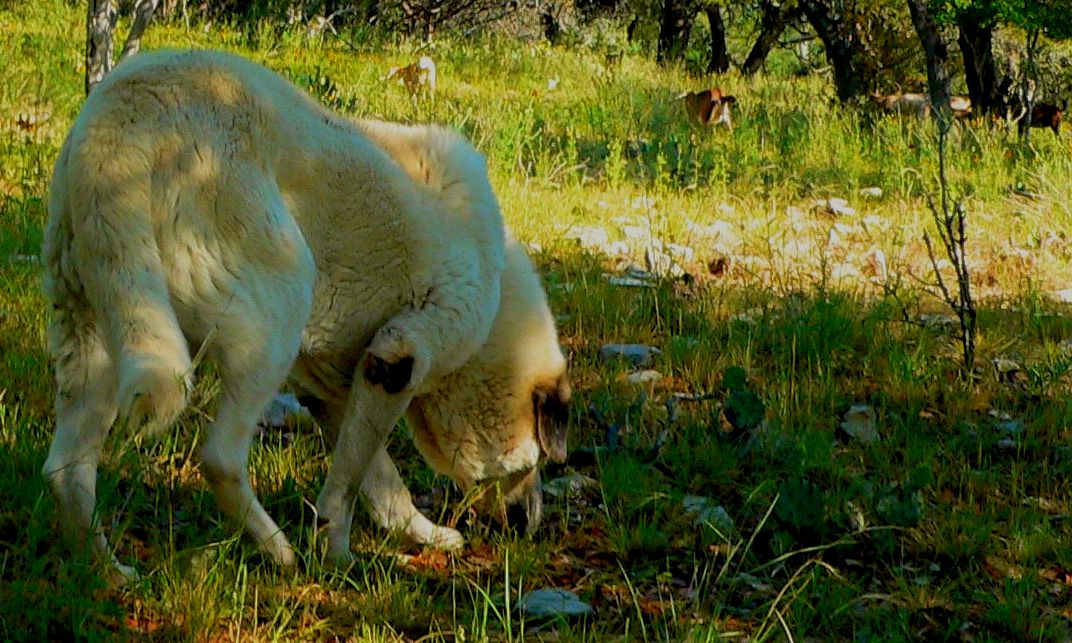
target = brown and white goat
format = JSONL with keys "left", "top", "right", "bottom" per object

{"left": 679, "top": 88, "right": 737, "bottom": 131}
{"left": 870, "top": 91, "right": 931, "bottom": 119}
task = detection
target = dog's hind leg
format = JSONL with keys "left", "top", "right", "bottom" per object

{"left": 198, "top": 295, "right": 310, "bottom": 567}
{"left": 42, "top": 311, "right": 133, "bottom": 582}
{"left": 196, "top": 190, "right": 315, "bottom": 568}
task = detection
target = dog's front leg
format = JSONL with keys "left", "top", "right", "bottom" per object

{"left": 360, "top": 445, "right": 465, "bottom": 550}
{"left": 316, "top": 349, "right": 416, "bottom": 565}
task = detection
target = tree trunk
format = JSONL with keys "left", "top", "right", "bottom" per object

{"left": 86, "top": 0, "right": 117, "bottom": 95}
{"left": 705, "top": 5, "right": 729, "bottom": 73}
{"left": 119, "top": 0, "right": 161, "bottom": 60}
{"left": 658, "top": 0, "right": 696, "bottom": 63}
{"left": 907, "top": 0, "right": 951, "bottom": 119}
{"left": 742, "top": 1, "right": 801, "bottom": 75}
{"left": 956, "top": 10, "right": 999, "bottom": 115}
{"left": 800, "top": 0, "right": 863, "bottom": 102}
{"left": 85, "top": 0, "right": 159, "bottom": 96}
{"left": 1019, "top": 28, "right": 1042, "bottom": 144}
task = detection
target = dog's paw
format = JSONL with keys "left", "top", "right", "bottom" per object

{"left": 264, "top": 534, "right": 297, "bottom": 568}
{"left": 107, "top": 560, "right": 141, "bottom": 587}
{"left": 326, "top": 548, "right": 357, "bottom": 569}
{"left": 427, "top": 525, "right": 465, "bottom": 551}
{"left": 407, "top": 520, "right": 465, "bottom": 551}
{"left": 313, "top": 520, "right": 357, "bottom": 569}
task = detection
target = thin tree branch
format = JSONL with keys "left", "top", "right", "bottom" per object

{"left": 119, "top": 0, "right": 160, "bottom": 62}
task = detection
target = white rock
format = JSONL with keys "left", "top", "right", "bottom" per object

{"left": 833, "top": 222, "right": 857, "bottom": 237}
{"left": 782, "top": 238, "right": 813, "bottom": 258}
{"left": 7, "top": 254, "right": 40, "bottom": 265}
{"left": 1051, "top": 289, "right": 1072, "bottom": 303}
{"left": 831, "top": 263, "right": 861, "bottom": 280}
{"left": 620, "top": 262, "right": 650, "bottom": 276}
{"left": 732, "top": 307, "right": 764, "bottom": 323}
{"left": 259, "top": 392, "right": 309, "bottom": 430}
{"left": 683, "top": 495, "right": 735, "bottom": 532}
{"left": 645, "top": 245, "right": 685, "bottom": 278}
{"left": 785, "top": 206, "right": 806, "bottom": 219}
{"left": 621, "top": 225, "right": 648, "bottom": 239}
{"left": 604, "top": 241, "right": 631, "bottom": 256}
{"left": 992, "top": 357, "right": 1021, "bottom": 380}
{"left": 518, "top": 588, "right": 593, "bottom": 618}
{"left": 604, "top": 275, "right": 654, "bottom": 288}
{"left": 544, "top": 473, "right": 598, "bottom": 497}
{"left": 599, "top": 344, "right": 661, "bottom": 368}
{"left": 626, "top": 370, "right": 662, "bottom": 386}
{"left": 920, "top": 313, "right": 956, "bottom": 329}
{"left": 631, "top": 196, "right": 657, "bottom": 211}
{"left": 565, "top": 225, "right": 609, "bottom": 249}
{"left": 840, "top": 404, "right": 880, "bottom": 445}
{"left": 862, "top": 215, "right": 885, "bottom": 229}
{"left": 865, "top": 248, "right": 888, "bottom": 281}
{"left": 664, "top": 242, "right": 696, "bottom": 262}
{"left": 685, "top": 219, "right": 739, "bottom": 245}
{"left": 828, "top": 227, "right": 843, "bottom": 248}
{"left": 859, "top": 187, "right": 883, "bottom": 198}
{"left": 814, "top": 198, "right": 856, "bottom": 217}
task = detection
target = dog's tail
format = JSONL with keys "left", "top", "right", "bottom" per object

{"left": 44, "top": 135, "right": 192, "bottom": 434}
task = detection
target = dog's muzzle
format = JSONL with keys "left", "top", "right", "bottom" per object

{"left": 481, "top": 467, "right": 544, "bottom": 534}
{"left": 506, "top": 474, "right": 544, "bottom": 534}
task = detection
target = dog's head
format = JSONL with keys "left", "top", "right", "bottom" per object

{"left": 405, "top": 242, "right": 569, "bottom": 533}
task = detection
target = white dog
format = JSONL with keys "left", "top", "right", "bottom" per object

{"left": 42, "top": 49, "right": 569, "bottom": 581}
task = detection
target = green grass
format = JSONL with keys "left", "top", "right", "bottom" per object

{"left": 3, "top": 2, "right": 1072, "bottom": 640}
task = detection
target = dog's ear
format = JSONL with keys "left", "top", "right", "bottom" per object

{"left": 534, "top": 374, "right": 570, "bottom": 463}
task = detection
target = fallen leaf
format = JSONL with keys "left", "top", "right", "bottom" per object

{"left": 638, "top": 596, "right": 669, "bottom": 616}
{"left": 403, "top": 549, "right": 450, "bottom": 572}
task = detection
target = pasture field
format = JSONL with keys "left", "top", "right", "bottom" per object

{"left": 2, "top": 2, "right": 1072, "bottom": 640}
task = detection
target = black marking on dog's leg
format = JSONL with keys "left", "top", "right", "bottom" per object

{"left": 297, "top": 394, "right": 326, "bottom": 421}
{"left": 363, "top": 354, "right": 414, "bottom": 394}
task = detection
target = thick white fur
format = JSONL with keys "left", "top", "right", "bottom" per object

{"left": 42, "top": 49, "right": 566, "bottom": 580}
